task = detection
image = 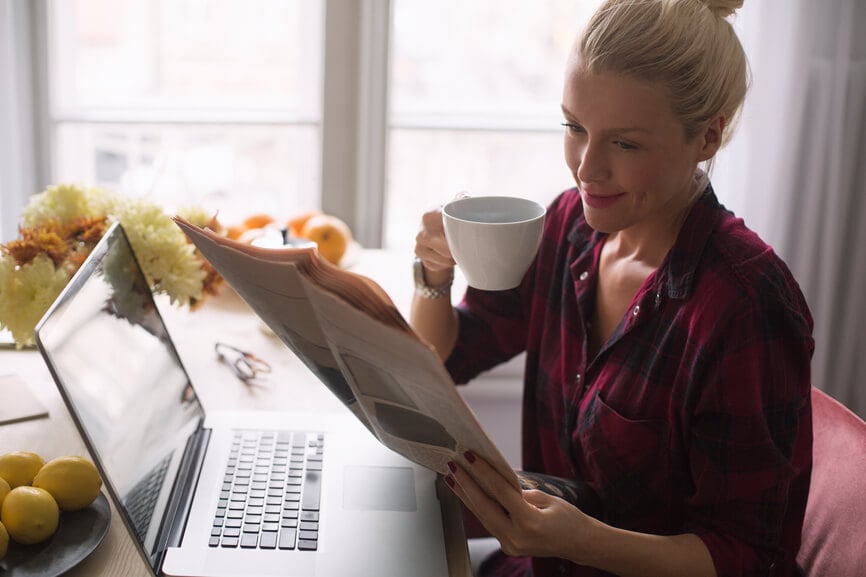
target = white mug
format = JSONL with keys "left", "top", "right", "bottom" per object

{"left": 442, "top": 196, "right": 546, "bottom": 291}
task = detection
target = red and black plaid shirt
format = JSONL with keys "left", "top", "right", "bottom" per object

{"left": 446, "top": 183, "right": 814, "bottom": 577}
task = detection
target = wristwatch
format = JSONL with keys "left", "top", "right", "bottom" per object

{"left": 413, "top": 257, "right": 453, "bottom": 299}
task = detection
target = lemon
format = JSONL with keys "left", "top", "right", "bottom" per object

{"left": 32, "top": 456, "right": 103, "bottom": 512}
{"left": 0, "top": 521, "right": 8, "bottom": 561}
{"left": 1, "top": 486, "right": 60, "bottom": 545}
{"left": 0, "top": 476, "right": 10, "bottom": 509}
{"left": 0, "top": 451, "right": 45, "bottom": 488}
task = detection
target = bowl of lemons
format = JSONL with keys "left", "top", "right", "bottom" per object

{"left": 0, "top": 451, "right": 108, "bottom": 576}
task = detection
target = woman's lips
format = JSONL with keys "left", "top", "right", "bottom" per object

{"left": 582, "top": 190, "right": 625, "bottom": 209}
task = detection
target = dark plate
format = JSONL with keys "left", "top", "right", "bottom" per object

{"left": 0, "top": 492, "right": 111, "bottom": 577}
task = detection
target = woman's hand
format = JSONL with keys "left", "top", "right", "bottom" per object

{"left": 414, "top": 206, "right": 455, "bottom": 281}
{"left": 446, "top": 452, "right": 598, "bottom": 563}
{"left": 447, "top": 452, "right": 718, "bottom": 577}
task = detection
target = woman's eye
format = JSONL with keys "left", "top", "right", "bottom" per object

{"left": 614, "top": 140, "right": 638, "bottom": 151}
{"left": 561, "top": 122, "right": 585, "bottom": 135}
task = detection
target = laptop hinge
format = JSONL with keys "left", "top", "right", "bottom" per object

{"left": 153, "top": 422, "right": 211, "bottom": 573}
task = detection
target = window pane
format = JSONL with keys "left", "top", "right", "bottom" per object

{"left": 384, "top": 129, "right": 572, "bottom": 250}
{"left": 49, "top": 0, "right": 321, "bottom": 113}
{"left": 46, "top": 0, "right": 323, "bottom": 225}
{"left": 391, "top": 0, "right": 598, "bottom": 118}
{"left": 386, "top": 0, "right": 602, "bottom": 250}
{"left": 54, "top": 123, "right": 320, "bottom": 222}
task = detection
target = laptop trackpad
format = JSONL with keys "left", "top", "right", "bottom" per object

{"left": 343, "top": 466, "right": 417, "bottom": 512}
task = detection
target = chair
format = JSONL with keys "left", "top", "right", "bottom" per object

{"left": 796, "top": 387, "right": 866, "bottom": 576}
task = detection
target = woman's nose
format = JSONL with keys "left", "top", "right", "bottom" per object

{"left": 576, "top": 141, "right": 608, "bottom": 184}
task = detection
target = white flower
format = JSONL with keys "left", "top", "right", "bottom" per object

{"left": 22, "top": 183, "right": 112, "bottom": 227}
{"left": 113, "top": 197, "right": 207, "bottom": 306}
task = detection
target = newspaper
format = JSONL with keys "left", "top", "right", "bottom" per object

{"left": 174, "top": 217, "right": 520, "bottom": 490}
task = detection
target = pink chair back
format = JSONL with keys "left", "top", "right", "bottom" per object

{"left": 796, "top": 387, "right": 866, "bottom": 576}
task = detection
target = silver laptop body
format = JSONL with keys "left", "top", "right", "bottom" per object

{"left": 35, "top": 222, "right": 449, "bottom": 577}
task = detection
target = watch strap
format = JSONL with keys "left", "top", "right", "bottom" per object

{"left": 414, "top": 258, "right": 453, "bottom": 299}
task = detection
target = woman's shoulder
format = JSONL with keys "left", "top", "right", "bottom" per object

{"left": 703, "top": 206, "right": 812, "bottom": 328}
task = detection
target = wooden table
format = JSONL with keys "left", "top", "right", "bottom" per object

{"left": 0, "top": 249, "right": 471, "bottom": 577}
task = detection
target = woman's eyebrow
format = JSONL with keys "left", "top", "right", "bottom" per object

{"left": 560, "top": 106, "right": 652, "bottom": 135}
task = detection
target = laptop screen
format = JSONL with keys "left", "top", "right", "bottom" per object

{"left": 35, "top": 222, "right": 204, "bottom": 562}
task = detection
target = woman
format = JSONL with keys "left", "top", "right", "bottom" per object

{"left": 410, "top": 1, "right": 814, "bottom": 576}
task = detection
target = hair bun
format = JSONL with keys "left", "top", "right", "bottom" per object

{"left": 701, "top": 0, "right": 743, "bottom": 18}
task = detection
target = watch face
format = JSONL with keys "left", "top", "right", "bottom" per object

{"left": 413, "top": 258, "right": 426, "bottom": 287}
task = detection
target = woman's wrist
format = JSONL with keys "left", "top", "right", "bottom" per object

{"left": 413, "top": 258, "right": 454, "bottom": 298}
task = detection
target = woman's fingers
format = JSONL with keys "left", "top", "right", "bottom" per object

{"left": 415, "top": 208, "right": 455, "bottom": 271}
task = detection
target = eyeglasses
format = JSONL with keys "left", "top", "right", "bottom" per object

{"left": 215, "top": 342, "right": 272, "bottom": 387}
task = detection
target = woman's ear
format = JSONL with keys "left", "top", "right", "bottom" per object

{"left": 696, "top": 114, "right": 726, "bottom": 162}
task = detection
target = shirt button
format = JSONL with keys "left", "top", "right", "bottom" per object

{"left": 575, "top": 373, "right": 581, "bottom": 383}
{"left": 632, "top": 305, "right": 640, "bottom": 316}
{"left": 578, "top": 271, "right": 588, "bottom": 281}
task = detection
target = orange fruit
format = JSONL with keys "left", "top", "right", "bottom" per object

{"left": 225, "top": 225, "right": 245, "bottom": 240}
{"left": 287, "top": 210, "right": 323, "bottom": 238}
{"left": 242, "top": 214, "right": 275, "bottom": 231}
{"left": 299, "top": 214, "right": 352, "bottom": 265}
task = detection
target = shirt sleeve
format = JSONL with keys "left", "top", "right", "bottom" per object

{"left": 683, "top": 282, "right": 814, "bottom": 577}
{"left": 445, "top": 285, "right": 529, "bottom": 384}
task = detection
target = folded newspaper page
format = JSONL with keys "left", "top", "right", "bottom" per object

{"left": 174, "top": 217, "right": 519, "bottom": 490}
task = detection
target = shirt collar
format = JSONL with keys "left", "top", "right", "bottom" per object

{"left": 566, "top": 175, "right": 722, "bottom": 301}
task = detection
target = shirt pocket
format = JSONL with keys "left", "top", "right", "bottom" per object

{"left": 576, "top": 392, "right": 672, "bottom": 527}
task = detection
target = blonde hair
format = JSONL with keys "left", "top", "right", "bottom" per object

{"left": 577, "top": 0, "right": 749, "bottom": 151}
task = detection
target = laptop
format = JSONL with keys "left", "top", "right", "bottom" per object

{"left": 34, "top": 222, "right": 451, "bottom": 577}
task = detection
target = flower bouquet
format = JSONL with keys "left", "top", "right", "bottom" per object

{"left": 0, "top": 184, "right": 223, "bottom": 348}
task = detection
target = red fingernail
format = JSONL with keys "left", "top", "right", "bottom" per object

{"left": 447, "top": 461, "right": 457, "bottom": 473}
{"left": 464, "top": 450, "right": 476, "bottom": 464}
{"left": 445, "top": 475, "right": 455, "bottom": 488}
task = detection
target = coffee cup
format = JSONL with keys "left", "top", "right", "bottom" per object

{"left": 442, "top": 196, "right": 546, "bottom": 291}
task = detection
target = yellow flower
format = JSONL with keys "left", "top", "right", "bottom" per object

{"left": 0, "top": 183, "right": 218, "bottom": 347}
{"left": 0, "top": 254, "right": 72, "bottom": 348}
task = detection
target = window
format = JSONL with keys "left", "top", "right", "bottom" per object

{"left": 11, "top": 0, "right": 603, "bottom": 247}
{"left": 47, "top": 0, "right": 322, "bottom": 221}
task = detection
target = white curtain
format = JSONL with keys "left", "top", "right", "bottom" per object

{"left": 714, "top": 0, "right": 866, "bottom": 417}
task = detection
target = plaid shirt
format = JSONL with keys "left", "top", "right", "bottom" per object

{"left": 446, "top": 184, "right": 814, "bottom": 577}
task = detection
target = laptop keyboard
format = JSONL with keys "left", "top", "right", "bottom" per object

{"left": 210, "top": 430, "right": 324, "bottom": 551}
{"left": 124, "top": 451, "right": 174, "bottom": 543}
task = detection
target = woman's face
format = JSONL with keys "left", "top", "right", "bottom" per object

{"left": 561, "top": 62, "right": 712, "bottom": 236}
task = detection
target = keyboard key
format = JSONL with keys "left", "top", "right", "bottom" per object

{"left": 301, "top": 471, "right": 322, "bottom": 511}
{"left": 221, "top": 537, "right": 239, "bottom": 548}
{"left": 241, "top": 533, "right": 258, "bottom": 548}
{"left": 260, "top": 531, "right": 278, "bottom": 549}
{"left": 298, "top": 539, "right": 318, "bottom": 551}
{"left": 278, "top": 529, "right": 297, "bottom": 550}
